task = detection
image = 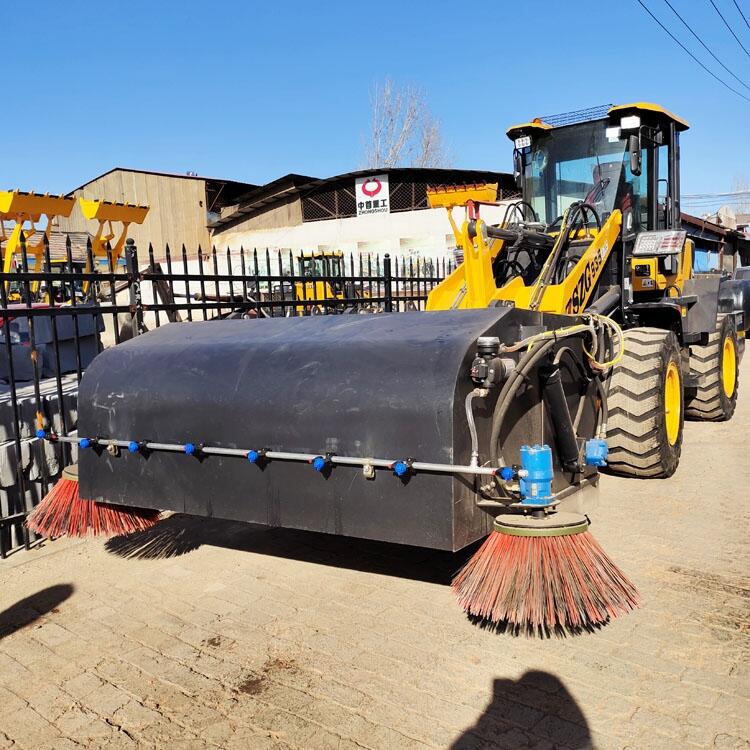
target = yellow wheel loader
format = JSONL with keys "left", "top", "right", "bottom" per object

{"left": 427, "top": 102, "right": 748, "bottom": 478}
{"left": 294, "top": 250, "right": 371, "bottom": 314}
{"left": 45, "top": 102, "right": 747, "bottom": 566}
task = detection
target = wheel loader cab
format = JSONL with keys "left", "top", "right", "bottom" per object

{"left": 509, "top": 103, "right": 686, "bottom": 233}
{"left": 295, "top": 250, "right": 346, "bottom": 314}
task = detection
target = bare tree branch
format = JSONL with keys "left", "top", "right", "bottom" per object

{"left": 362, "top": 78, "right": 451, "bottom": 169}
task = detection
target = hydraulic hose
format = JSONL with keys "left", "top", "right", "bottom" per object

{"left": 489, "top": 337, "right": 557, "bottom": 470}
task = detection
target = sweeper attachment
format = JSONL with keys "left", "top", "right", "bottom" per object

{"left": 34, "top": 306, "right": 638, "bottom": 635}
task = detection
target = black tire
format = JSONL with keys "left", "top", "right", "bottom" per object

{"left": 606, "top": 327, "right": 684, "bottom": 478}
{"left": 685, "top": 315, "right": 739, "bottom": 421}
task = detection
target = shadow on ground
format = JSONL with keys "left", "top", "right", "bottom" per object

{"left": 451, "top": 671, "right": 593, "bottom": 749}
{"left": 0, "top": 583, "right": 74, "bottom": 639}
{"left": 105, "top": 513, "right": 479, "bottom": 585}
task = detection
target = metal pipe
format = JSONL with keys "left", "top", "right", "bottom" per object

{"left": 465, "top": 388, "right": 486, "bottom": 468}
{"left": 586, "top": 285, "right": 621, "bottom": 315}
{"left": 43, "top": 434, "right": 503, "bottom": 478}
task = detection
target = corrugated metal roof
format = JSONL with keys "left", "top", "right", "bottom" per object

{"left": 209, "top": 167, "right": 515, "bottom": 231}
{"left": 0, "top": 231, "right": 91, "bottom": 262}
{"left": 69, "top": 167, "right": 257, "bottom": 195}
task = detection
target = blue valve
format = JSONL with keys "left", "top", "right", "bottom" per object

{"left": 311, "top": 456, "right": 328, "bottom": 472}
{"left": 584, "top": 438, "right": 609, "bottom": 467}
{"left": 128, "top": 441, "right": 140, "bottom": 453}
{"left": 79, "top": 438, "right": 91, "bottom": 449}
{"left": 392, "top": 460, "right": 410, "bottom": 478}
{"left": 247, "top": 450, "right": 261, "bottom": 463}
{"left": 498, "top": 466, "right": 515, "bottom": 482}
{"left": 36, "top": 428, "right": 46, "bottom": 439}
{"left": 184, "top": 442, "right": 196, "bottom": 455}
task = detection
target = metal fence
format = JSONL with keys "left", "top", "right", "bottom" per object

{"left": 0, "top": 234, "right": 453, "bottom": 557}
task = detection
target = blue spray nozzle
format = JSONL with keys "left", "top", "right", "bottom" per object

{"left": 498, "top": 466, "right": 515, "bottom": 482}
{"left": 79, "top": 438, "right": 91, "bottom": 449}
{"left": 128, "top": 441, "right": 140, "bottom": 453}
{"left": 35, "top": 429, "right": 47, "bottom": 440}
{"left": 247, "top": 450, "right": 260, "bottom": 463}
{"left": 392, "top": 460, "right": 410, "bottom": 478}
{"left": 312, "top": 456, "right": 327, "bottom": 472}
{"left": 184, "top": 442, "right": 196, "bottom": 455}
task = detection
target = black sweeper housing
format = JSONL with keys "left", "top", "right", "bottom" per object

{"left": 78, "top": 308, "right": 599, "bottom": 551}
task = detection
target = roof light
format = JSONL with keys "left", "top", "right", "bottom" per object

{"left": 605, "top": 126, "right": 621, "bottom": 142}
{"left": 620, "top": 115, "right": 641, "bottom": 130}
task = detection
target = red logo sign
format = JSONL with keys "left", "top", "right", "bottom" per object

{"left": 361, "top": 178, "right": 382, "bottom": 197}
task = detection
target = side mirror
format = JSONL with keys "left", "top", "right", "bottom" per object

{"left": 513, "top": 149, "right": 523, "bottom": 188}
{"left": 628, "top": 133, "right": 642, "bottom": 176}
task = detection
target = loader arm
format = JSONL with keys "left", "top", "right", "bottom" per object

{"left": 492, "top": 210, "right": 622, "bottom": 314}
{"left": 428, "top": 204, "right": 622, "bottom": 316}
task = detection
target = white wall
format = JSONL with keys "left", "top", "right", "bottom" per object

{"left": 211, "top": 202, "right": 517, "bottom": 262}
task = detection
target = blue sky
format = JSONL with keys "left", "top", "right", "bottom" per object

{"left": 3, "top": 0, "right": 749, "bottom": 207}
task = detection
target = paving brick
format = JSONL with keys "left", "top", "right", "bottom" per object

{"left": 1, "top": 357, "right": 749, "bottom": 748}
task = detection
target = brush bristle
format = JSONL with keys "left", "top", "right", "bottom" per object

{"left": 26, "top": 476, "right": 161, "bottom": 538}
{"left": 452, "top": 530, "right": 641, "bottom": 636}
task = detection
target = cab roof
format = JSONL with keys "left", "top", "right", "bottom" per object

{"left": 506, "top": 102, "right": 689, "bottom": 140}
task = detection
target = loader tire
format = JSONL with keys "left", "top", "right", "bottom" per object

{"left": 685, "top": 315, "right": 739, "bottom": 421}
{"left": 606, "top": 327, "right": 683, "bottom": 478}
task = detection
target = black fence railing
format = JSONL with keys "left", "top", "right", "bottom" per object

{"left": 0, "top": 234, "right": 454, "bottom": 557}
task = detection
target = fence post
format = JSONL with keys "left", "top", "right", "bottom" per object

{"left": 383, "top": 253, "right": 393, "bottom": 312}
{"left": 125, "top": 239, "right": 145, "bottom": 335}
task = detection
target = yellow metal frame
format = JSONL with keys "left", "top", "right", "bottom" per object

{"left": 77, "top": 198, "right": 149, "bottom": 294}
{"left": 425, "top": 184, "right": 507, "bottom": 310}
{"left": 0, "top": 191, "right": 76, "bottom": 297}
{"left": 79, "top": 198, "right": 149, "bottom": 266}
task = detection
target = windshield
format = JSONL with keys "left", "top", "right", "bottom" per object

{"left": 521, "top": 121, "right": 646, "bottom": 230}
{"left": 299, "top": 256, "right": 343, "bottom": 277}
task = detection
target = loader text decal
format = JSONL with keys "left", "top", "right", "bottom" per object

{"left": 566, "top": 243, "right": 607, "bottom": 314}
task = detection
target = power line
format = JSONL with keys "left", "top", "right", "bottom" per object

{"left": 663, "top": 0, "right": 750, "bottom": 91}
{"left": 683, "top": 190, "right": 750, "bottom": 197}
{"left": 635, "top": 0, "right": 750, "bottom": 102}
{"left": 710, "top": 0, "right": 750, "bottom": 60}
{"left": 732, "top": 0, "right": 750, "bottom": 32}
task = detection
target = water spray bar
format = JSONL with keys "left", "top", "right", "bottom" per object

{"left": 38, "top": 431, "right": 516, "bottom": 479}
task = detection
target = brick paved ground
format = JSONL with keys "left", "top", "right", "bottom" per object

{"left": 1, "top": 364, "right": 749, "bottom": 749}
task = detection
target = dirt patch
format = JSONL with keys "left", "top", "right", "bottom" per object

{"left": 237, "top": 675, "right": 266, "bottom": 695}
{"left": 236, "top": 655, "right": 297, "bottom": 697}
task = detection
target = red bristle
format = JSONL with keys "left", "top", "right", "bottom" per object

{"left": 26, "top": 472, "right": 160, "bottom": 538}
{"left": 452, "top": 530, "right": 641, "bottom": 636}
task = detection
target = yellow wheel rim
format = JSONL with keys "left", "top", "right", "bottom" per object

{"left": 664, "top": 361, "right": 681, "bottom": 446}
{"left": 722, "top": 336, "right": 737, "bottom": 398}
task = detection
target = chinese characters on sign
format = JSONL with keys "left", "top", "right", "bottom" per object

{"left": 355, "top": 174, "right": 390, "bottom": 216}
